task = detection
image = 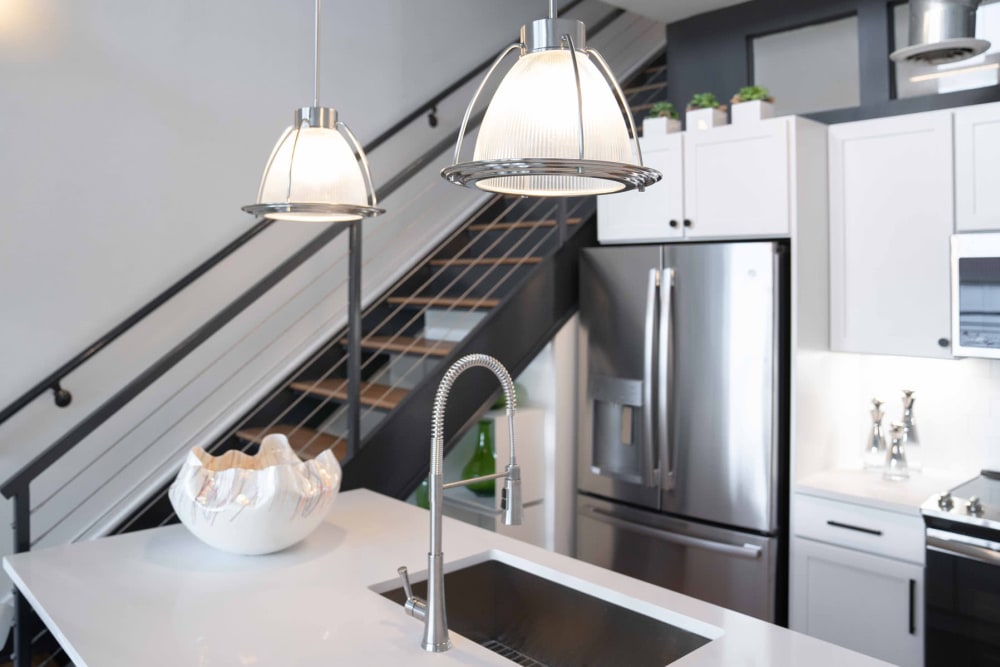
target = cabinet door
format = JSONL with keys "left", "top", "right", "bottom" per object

{"left": 829, "top": 111, "right": 954, "bottom": 357}
{"left": 955, "top": 102, "right": 1000, "bottom": 232}
{"left": 682, "top": 118, "right": 789, "bottom": 238}
{"left": 596, "top": 134, "right": 684, "bottom": 244}
{"left": 791, "top": 537, "right": 922, "bottom": 667}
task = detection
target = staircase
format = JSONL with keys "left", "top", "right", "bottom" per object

{"left": 106, "top": 54, "right": 667, "bottom": 534}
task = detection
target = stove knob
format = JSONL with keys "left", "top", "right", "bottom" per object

{"left": 966, "top": 496, "right": 984, "bottom": 515}
{"left": 938, "top": 492, "right": 954, "bottom": 510}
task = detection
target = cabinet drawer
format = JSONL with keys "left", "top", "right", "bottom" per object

{"left": 794, "top": 493, "right": 924, "bottom": 564}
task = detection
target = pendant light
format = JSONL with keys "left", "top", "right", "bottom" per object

{"left": 441, "top": 0, "right": 661, "bottom": 197}
{"left": 243, "top": 0, "right": 383, "bottom": 222}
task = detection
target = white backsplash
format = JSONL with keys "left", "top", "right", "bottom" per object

{"left": 796, "top": 350, "right": 1000, "bottom": 480}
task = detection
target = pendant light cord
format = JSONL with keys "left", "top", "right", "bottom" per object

{"left": 549, "top": 0, "right": 557, "bottom": 19}
{"left": 314, "top": 0, "right": 321, "bottom": 107}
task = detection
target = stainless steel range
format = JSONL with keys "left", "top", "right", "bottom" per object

{"left": 921, "top": 471, "right": 1000, "bottom": 666}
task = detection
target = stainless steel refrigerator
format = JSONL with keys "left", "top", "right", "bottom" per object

{"left": 575, "top": 241, "right": 789, "bottom": 624}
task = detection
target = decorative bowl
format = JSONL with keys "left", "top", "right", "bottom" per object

{"left": 168, "top": 433, "right": 342, "bottom": 555}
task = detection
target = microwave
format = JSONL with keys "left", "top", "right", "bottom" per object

{"left": 952, "top": 233, "right": 1000, "bottom": 358}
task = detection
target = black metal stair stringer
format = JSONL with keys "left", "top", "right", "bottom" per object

{"left": 341, "top": 216, "right": 597, "bottom": 498}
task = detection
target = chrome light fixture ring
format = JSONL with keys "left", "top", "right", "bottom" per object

{"left": 241, "top": 202, "right": 384, "bottom": 218}
{"left": 441, "top": 157, "right": 661, "bottom": 195}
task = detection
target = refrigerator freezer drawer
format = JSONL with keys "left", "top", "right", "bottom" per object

{"left": 576, "top": 495, "right": 778, "bottom": 622}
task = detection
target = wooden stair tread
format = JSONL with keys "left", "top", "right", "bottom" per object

{"left": 624, "top": 82, "right": 666, "bottom": 94}
{"left": 236, "top": 426, "right": 347, "bottom": 461}
{"left": 341, "top": 335, "right": 454, "bottom": 357}
{"left": 290, "top": 379, "right": 409, "bottom": 410}
{"left": 387, "top": 295, "right": 499, "bottom": 309}
{"left": 644, "top": 64, "right": 666, "bottom": 75}
{"left": 429, "top": 257, "right": 542, "bottom": 266}
{"left": 467, "top": 217, "right": 582, "bottom": 231}
{"left": 631, "top": 102, "right": 656, "bottom": 113}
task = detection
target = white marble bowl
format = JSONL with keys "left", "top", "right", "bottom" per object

{"left": 169, "top": 434, "right": 342, "bottom": 555}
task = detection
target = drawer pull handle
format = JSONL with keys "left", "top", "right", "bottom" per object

{"left": 826, "top": 520, "right": 882, "bottom": 536}
{"left": 909, "top": 579, "right": 916, "bottom": 635}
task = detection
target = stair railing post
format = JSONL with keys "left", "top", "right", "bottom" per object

{"left": 348, "top": 220, "right": 362, "bottom": 458}
{"left": 557, "top": 198, "right": 568, "bottom": 245}
{"left": 12, "top": 486, "right": 31, "bottom": 667}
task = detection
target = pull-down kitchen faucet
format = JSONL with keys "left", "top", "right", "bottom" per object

{"left": 396, "top": 354, "right": 521, "bottom": 652}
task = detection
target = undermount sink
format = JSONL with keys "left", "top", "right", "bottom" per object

{"left": 380, "top": 554, "right": 714, "bottom": 666}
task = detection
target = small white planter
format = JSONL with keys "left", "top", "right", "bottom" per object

{"left": 686, "top": 107, "right": 727, "bottom": 131}
{"left": 642, "top": 116, "right": 682, "bottom": 136}
{"left": 731, "top": 100, "right": 775, "bottom": 125}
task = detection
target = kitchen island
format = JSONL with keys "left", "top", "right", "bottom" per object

{"left": 4, "top": 489, "right": 888, "bottom": 666}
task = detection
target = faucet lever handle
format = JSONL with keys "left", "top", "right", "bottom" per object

{"left": 397, "top": 566, "right": 428, "bottom": 620}
{"left": 397, "top": 566, "right": 415, "bottom": 600}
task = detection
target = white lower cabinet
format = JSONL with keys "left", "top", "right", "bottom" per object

{"left": 792, "top": 537, "right": 922, "bottom": 667}
{"left": 791, "top": 492, "right": 924, "bottom": 666}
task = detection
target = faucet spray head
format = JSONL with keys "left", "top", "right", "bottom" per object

{"left": 501, "top": 463, "right": 523, "bottom": 525}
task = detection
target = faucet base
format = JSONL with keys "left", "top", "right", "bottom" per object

{"left": 422, "top": 639, "right": 453, "bottom": 653}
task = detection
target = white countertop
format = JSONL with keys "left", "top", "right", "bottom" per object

{"left": 5, "top": 489, "right": 889, "bottom": 667}
{"left": 795, "top": 468, "right": 976, "bottom": 515}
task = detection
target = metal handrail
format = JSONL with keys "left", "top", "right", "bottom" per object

{"left": 0, "top": 0, "right": 606, "bottom": 434}
{"left": 0, "top": 217, "right": 273, "bottom": 428}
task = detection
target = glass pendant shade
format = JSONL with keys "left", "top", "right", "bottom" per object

{"left": 473, "top": 49, "right": 632, "bottom": 196}
{"left": 242, "top": 0, "right": 382, "bottom": 222}
{"left": 442, "top": 14, "right": 661, "bottom": 198}
{"left": 251, "top": 121, "right": 373, "bottom": 223}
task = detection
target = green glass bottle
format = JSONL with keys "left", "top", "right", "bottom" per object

{"left": 462, "top": 420, "right": 496, "bottom": 496}
{"left": 415, "top": 478, "right": 430, "bottom": 509}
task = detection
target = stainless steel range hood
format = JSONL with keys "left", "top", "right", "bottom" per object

{"left": 891, "top": 0, "right": 990, "bottom": 65}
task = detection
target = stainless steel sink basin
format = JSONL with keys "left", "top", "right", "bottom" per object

{"left": 382, "top": 558, "right": 712, "bottom": 666}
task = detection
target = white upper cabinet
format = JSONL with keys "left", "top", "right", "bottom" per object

{"left": 597, "top": 117, "right": 825, "bottom": 244}
{"left": 955, "top": 101, "right": 1000, "bottom": 232}
{"left": 683, "top": 119, "right": 790, "bottom": 238}
{"left": 828, "top": 110, "right": 954, "bottom": 358}
{"left": 597, "top": 133, "right": 684, "bottom": 244}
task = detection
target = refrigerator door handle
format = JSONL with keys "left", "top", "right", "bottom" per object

{"left": 582, "top": 504, "right": 763, "bottom": 560}
{"left": 658, "top": 267, "right": 675, "bottom": 491}
{"left": 641, "top": 268, "right": 659, "bottom": 487}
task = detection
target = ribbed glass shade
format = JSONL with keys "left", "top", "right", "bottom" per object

{"left": 255, "top": 125, "right": 369, "bottom": 222}
{"left": 473, "top": 49, "right": 634, "bottom": 196}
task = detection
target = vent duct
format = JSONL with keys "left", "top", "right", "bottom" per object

{"left": 890, "top": 0, "right": 990, "bottom": 65}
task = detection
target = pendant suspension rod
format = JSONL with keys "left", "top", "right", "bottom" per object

{"left": 313, "top": 0, "right": 321, "bottom": 107}
{"left": 549, "top": 0, "right": 557, "bottom": 19}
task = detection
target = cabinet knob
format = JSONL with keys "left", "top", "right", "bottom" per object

{"left": 683, "top": 219, "right": 692, "bottom": 228}
{"left": 669, "top": 220, "right": 678, "bottom": 228}
{"left": 938, "top": 338, "right": 950, "bottom": 348}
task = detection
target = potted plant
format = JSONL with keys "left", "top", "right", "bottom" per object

{"left": 643, "top": 101, "right": 681, "bottom": 136}
{"left": 730, "top": 85, "right": 775, "bottom": 124}
{"left": 686, "top": 92, "right": 727, "bottom": 131}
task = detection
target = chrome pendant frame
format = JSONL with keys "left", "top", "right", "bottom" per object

{"left": 441, "top": 15, "right": 661, "bottom": 197}
{"left": 241, "top": 106, "right": 384, "bottom": 221}
{"left": 243, "top": 0, "right": 384, "bottom": 221}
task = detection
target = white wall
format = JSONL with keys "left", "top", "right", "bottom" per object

{"left": 796, "top": 350, "right": 1000, "bottom": 480}
{"left": 0, "top": 0, "right": 573, "bottom": 410}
